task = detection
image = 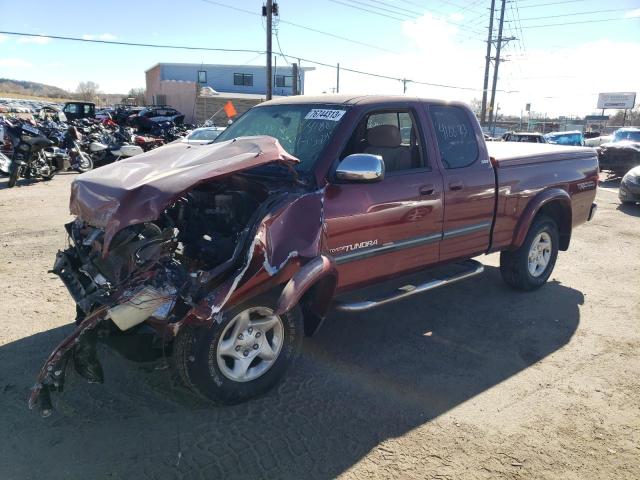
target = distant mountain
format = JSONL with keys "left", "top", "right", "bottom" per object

{"left": 0, "top": 78, "right": 71, "bottom": 99}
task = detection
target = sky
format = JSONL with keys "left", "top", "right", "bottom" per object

{"left": 0, "top": 0, "right": 639, "bottom": 117}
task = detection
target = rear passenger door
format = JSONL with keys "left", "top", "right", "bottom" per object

{"left": 427, "top": 104, "right": 495, "bottom": 261}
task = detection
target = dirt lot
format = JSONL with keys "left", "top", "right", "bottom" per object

{"left": 0, "top": 173, "right": 638, "bottom": 480}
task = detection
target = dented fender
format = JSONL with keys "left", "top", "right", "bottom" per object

{"left": 275, "top": 255, "right": 338, "bottom": 316}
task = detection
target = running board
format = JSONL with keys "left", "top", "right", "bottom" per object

{"left": 334, "top": 260, "right": 484, "bottom": 312}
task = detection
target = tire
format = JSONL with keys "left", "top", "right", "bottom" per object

{"left": 500, "top": 214, "right": 559, "bottom": 291}
{"left": 8, "top": 160, "right": 20, "bottom": 188}
{"left": 173, "top": 293, "right": 303, "bottom": 405}
{"left": 77, "top": 153, "right": 93, "bottom": 173}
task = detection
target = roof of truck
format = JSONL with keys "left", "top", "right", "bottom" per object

{"left": 261, "top": 94, "right": 469, "bottom": 108}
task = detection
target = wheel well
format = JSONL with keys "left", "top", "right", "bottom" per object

{"left": 299, "top": 274, "right": 338, "bottom": 336}
{"left": 537, "top": 201, "right": 571, "bottom": 250}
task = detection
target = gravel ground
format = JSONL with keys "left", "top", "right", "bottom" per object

{"left": 0, "top": 172, "right": 638, "bottom": 480}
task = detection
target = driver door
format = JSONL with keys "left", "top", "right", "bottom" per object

{"left": 323, "top": 107, "right": 444, "bottom": 291}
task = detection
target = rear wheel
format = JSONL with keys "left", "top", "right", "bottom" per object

{"left": 500, "top": 214, "right": 559, "bottom": 291}
{"left": 173, "top": 294, "right": 303, "bottom": 404}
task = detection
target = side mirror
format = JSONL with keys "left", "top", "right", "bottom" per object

{"left": 335, "top": 153, "right": 385, "bottom": 183}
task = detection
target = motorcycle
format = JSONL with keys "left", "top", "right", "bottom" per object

{"left": 87, "top": 126, "right": 144, "bottom": 164}
{"left": 44, "top": 126, "right": 93, "bottom": 174}
{"left": 2, "top": 120, "right": 92, "bottom": 187}
{"left": 3, "top": 119, "right": 57, "bottom": 188}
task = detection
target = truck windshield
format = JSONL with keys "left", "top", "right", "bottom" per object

{"left": 214, "top": 104, "right": 348, "bottom": 171}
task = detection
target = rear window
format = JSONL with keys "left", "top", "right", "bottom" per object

{"left": 429, "top": 105, "right": 478, "bottom": 169}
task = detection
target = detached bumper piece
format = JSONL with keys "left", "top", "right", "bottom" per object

{"left": 28, "top": 308, "right": 108, "bottom": 417}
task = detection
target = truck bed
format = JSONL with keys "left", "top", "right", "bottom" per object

{"left": 487, "top": 142, "right": 598, "bottom": 167}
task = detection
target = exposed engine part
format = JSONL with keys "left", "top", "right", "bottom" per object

{"left": 107, "top": 286, "right": 177, "bottom": 331}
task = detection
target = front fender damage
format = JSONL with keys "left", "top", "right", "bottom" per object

{"left": 29, "top": 185, "right": 330, "bottom": 416}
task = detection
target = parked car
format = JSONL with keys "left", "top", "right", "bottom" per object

{"left": 619, "top": 165, "right": 640, "bottom": 205}
{"left": 113, "top": 105, "right": 145, "bottom": 125}
{"left": 95, "top": 108, "right": 115, "bottom": 121}
{"left": 131, "top": 106, "right": 184, "bottom": 132}
{"left": 502, "top": 131, "right": 547, "bottom": 143}
{"left": 544, "top": 131, "right": 584, "bottom": 146}
{"left": 179, "top": 126, "right": 226, "bottom": 144}
{"left": 584, "top": 134, "right": 612, "bottom": 148}
{"left": 29, "top": 95, "right": 599, "bottom": 416}
{"left": 62, "top": 102, "right": 95, "bottom": 121}
{"left": 598, "top": 127, "right": 640, "bottom": 176}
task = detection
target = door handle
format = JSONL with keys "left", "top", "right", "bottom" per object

{"left": 449, "top": 180, "right": 464, "bottom": 191}
{"left": 419, "top": 184, "right": 435, "bottom": 196}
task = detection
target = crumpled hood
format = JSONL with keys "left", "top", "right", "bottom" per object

{"left": 70, "top": 135, "right": 298, "bottom": 253}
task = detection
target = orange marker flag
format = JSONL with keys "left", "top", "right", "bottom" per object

{"left": 223, "top": 101, "right": 237, "bottom": 118}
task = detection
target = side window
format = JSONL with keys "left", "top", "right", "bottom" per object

{"left": 64, "top": 104, "right": 78, "bottom": 114}
{"left": 342, "top": 110, "right": 424, "bottom": 172}
{"left": 429, "top": 106, "right": 478, "bottom": 169}
{"left": 83, "top": 105, "right": 92, "bottom": 114}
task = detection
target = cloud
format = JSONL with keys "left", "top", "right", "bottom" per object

{"left": 17, "top": 35, "right": 51, "bottom": 45}
{"left": 0, "top": 58, "right": 33, "bottom": 68}
{"left": 624, "top": 8, "right": 640, "bottom": 18}
{"left": 0, "top": 34, "right": 8, "bottom": 43}
{"left": 449, "top": 12, "right": 464, "bottom": 22}
{"left": 306, "top": 13, "right": 640, "bottom": 116}
{"left": 82, "top": 33, "right": 117, "bottom": 41}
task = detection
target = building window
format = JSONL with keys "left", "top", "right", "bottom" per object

{"left": 198, "top": 70, "right": 207, "bottom": 83}
{"left": 275, "top": 75, "right": 293, "bottom": 88}
{"left": 233, "top": 73, "right": 253, "bottom": 87}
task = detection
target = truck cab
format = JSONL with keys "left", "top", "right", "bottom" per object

{"left": 62, "top": 102, "right": 96, "bottom": 121}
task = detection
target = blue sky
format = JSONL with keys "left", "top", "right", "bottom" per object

{"left": 0, "top": 0, "right": 639, "bottom": 115}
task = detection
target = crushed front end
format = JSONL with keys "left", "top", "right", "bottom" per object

{"left": 28, "top": 137, "right": 327, "bottom": 416}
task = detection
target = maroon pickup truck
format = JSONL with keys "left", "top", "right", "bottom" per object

{"left": 30, "top": 95, "right": 599, "bottom": 415}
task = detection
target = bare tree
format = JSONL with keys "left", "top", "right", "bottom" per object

{"left": 609, "top": 107, "right": 640, "bottom": 127}
{"left": 76, "top": 81, "right": 100, "bottom": 102}
{"left": 124, "top": 88, "right": 146, "bottom": 106}
{"left": 469, "top": 98, "right": 482, "bottom": 117}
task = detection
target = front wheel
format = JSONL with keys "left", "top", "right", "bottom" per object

{"left": 7, "top": 159, "right": 20, "bottom": 187}
{"left": 500, "top": 214, "right": 559, "bottom": 291}
{"left": 76, "top": 152, "right": 94, "bottom": 172}
{"left": 174, "top": 294, "right": 303, "bottom": 405}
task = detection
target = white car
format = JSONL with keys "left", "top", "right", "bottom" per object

{"left": 180, "top": 127, "right": 226, "bottom": 145}
{"left": 584, "top": 135, "right": 613, "bottom": 148}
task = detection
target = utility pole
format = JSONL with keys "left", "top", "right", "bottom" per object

{"left": 263, "top": 0, "right": 277, "bottom": 100}
{"left": 403, "top": 79, "right": 408, "bottom": 94}
{"left": 292, "top": 62, "right": 299, "bottom": 95}
{"left": 488, "top": 0, "right": 507, "bottom": 126}
{"left": 336, "top": 63, "right": 340, "bottom": 93}
{"left": 480, "top": 0, "right": 496, "bottom": 125}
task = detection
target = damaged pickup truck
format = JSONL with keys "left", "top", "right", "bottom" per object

{"left": 30, "top": 95, "right": 599, "bottom": 416}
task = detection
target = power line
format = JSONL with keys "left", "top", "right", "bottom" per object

{"left": 0, "top": 30, "right": 516, "bottom": 94}
{"left": 517, "top": 0, "right": 605, "bottom": 9}
{"left": 329, "top": 0, "right": 487, "bottom": 37}
{"left": 327, "top": 0, "right": 408, "bottom": 21}
{"left": 342, "top": 0, "right": 417, "bottom": 18}
{"left": 200, "top": 0, "right": 397, "bottom": 53}
{"left": 514, "top": 8, "right": 630, "bottom": 21}
{"left": 359, "top": 0, "right": 423, "bottom": 16}
{"left": 0, "top": 31, "right": 265, "bottom": 54}
{"left": 519, "top": 17, "right": 638, "bottom": 28}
